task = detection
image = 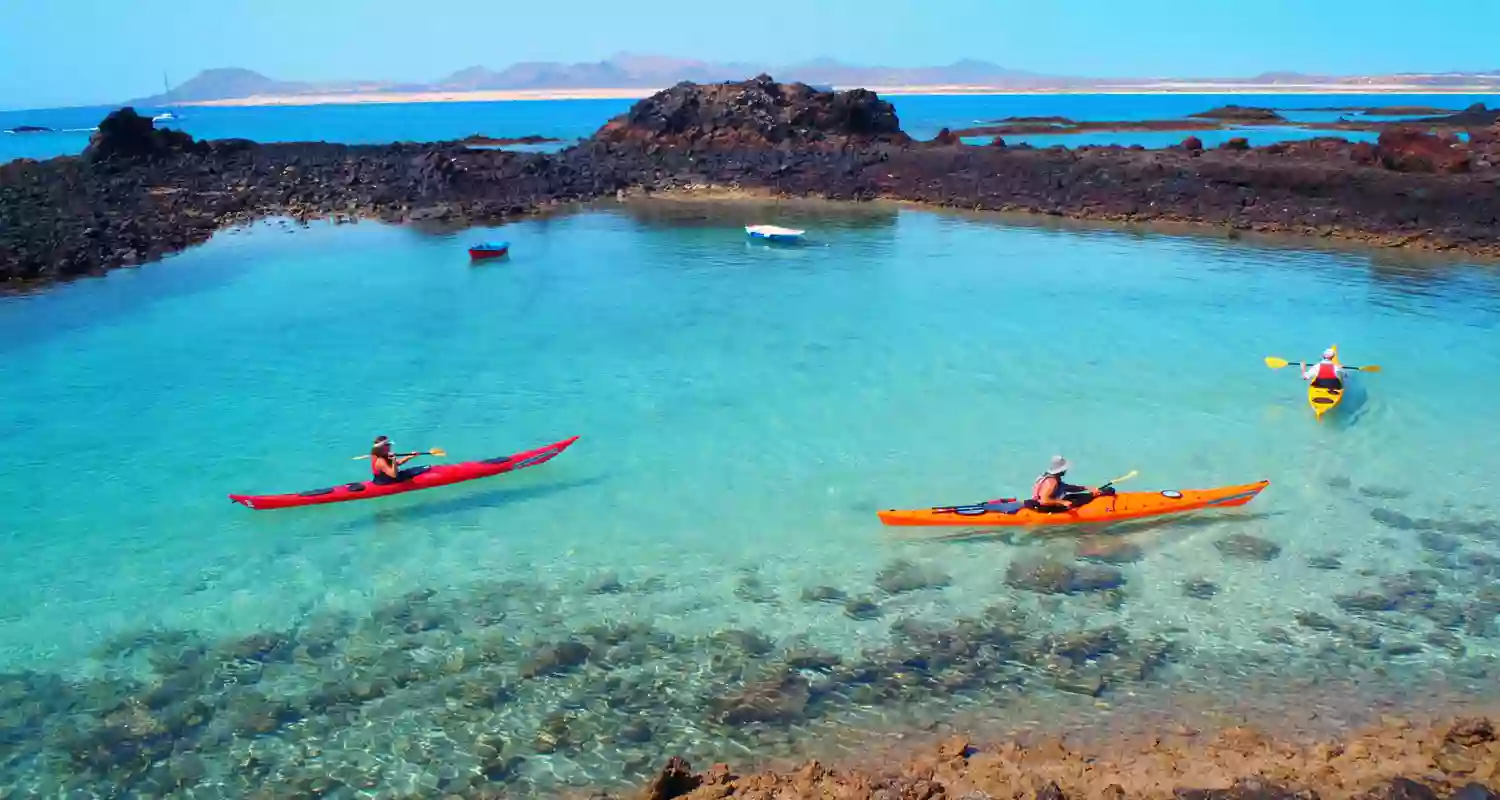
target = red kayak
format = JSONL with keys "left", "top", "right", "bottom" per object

{"left": 229, "top": 436, "right": 578, "bottom": 511}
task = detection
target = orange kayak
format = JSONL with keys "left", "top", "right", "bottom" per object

{"left": 876, "top": 480, "right": 1269, "bottom": 527}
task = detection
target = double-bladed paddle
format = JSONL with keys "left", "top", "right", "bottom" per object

{"left": 352, "top": 448, "right": 446, "bottom": 461}
{"left": 1264, "top": 356, "right": 1382, "bottom": 373}
{"left": 931, "top": 469, "right": 1139, "bottom": 514}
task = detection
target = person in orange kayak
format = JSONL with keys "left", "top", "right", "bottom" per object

{"left": 1028, "top": 455, "right": 1103, "bottom": 512}
{"left": 370, "top": 435, "right": 421, "bottom": 484}
{"left": 1302, "top": 348, "right": 1347, "bottom": 391}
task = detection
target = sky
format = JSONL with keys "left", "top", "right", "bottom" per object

{"left": 1, "top": 0, "right": 1497, "bottom": 110}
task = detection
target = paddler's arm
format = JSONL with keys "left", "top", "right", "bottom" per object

{"left": 1036, "top": 477, "right": 1072, "bottom": 509}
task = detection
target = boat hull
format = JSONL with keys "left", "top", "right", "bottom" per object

{"left": 745, "top": 225, "right": 804, "bottom": 242}
{"left": 876, "top": 480, "right": 1270, "bottom": 527}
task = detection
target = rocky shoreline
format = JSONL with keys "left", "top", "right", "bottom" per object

{"left": 617, "top": 715, "right": 1500, "bottom": 799}
{"left": 3, "top": 74, "right": 1500, "bottom": 292}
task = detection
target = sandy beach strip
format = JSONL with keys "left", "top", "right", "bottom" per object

{"left": 176, "top": 82, "right": 1500, "bottom": 108}
{"left": 181, "top": 87, "right": 660, "bottom": 107}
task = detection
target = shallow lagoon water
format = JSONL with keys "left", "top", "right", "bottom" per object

{"left": 2, "top": 202, "right": 1499, "bottom": 793}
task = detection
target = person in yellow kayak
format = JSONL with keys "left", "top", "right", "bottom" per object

{"left": 1028, "top": 455, "right": 1105, "bottom": 512}
{"left": 1302, "top": 348, "right": 1348, "bottom": 391}
{"left": 370, "top": 435, "right": 422, "bottom": 484}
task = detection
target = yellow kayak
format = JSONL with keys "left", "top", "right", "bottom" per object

{"left": 1307, "top": 344, "right": 1344, "bottom": 419}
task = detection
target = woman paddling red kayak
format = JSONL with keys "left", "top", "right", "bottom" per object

{"left": 229, "top": 435, "right": 579, "bottom": 511}
{"left": 369, "top": 435, "right": 428, "bottom": 484}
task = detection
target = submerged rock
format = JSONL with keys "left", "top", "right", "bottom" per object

{"left": 843, "top": 596, "right": 882, "bottom": 620}
{"left": 1006, "top": 557, "right": 1125, "bottom": 594}
{"left": 1295, "top": 611, "right": 1342, "bottom": 631}
{"left": 519, "top": 640, "right": 591, "bottom": 678}
{"left": 712, "top": 629, "right": 775, "bottom": 657}
{"left": 1418, "top": 531, "right": 1461, "bottom": 552}
{"left": 1075, "top": 536, "right": 1145, "bottom": 564}
{"left": 800, "top": 585, "right": 847, "bottom": 604}
{"left": 734, "top": 574, "right": 779, "bottom": 604}
{"left": 585, "top": 571, "right": 624, "bottom": 594}
{"left": 1307, "top": 554, "right": 1344, "bottom": 570}
{"left": 1214, "top": 533, "right": 1282, "bottom": 561}
{"left": 1335, "top": 592, "right": 1399, "bottom": 613}
{"left": 874, "top": 559, "right": 951, "bottom": 594}
{"left": 1372, "top": 508, "right": 1431, "bottom": 530}
{"left": 712, "top": 671, "right": 812, "bottom": 725}
{"left": 1182, "top": 577, "right": 1220, "bottom": 600}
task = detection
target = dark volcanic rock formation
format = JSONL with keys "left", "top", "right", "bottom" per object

{"left": 457, "top": 133, "right": 562, "bottom": 146}
{"left": 592, "top": 74, "right": 907, "bottom": 149}
{"left": 952, "top": 118, "right": 1223, "bottom": 137}
{"left": 4, "top": 76, "right": 1500, "bottom": 291}
{"left": 1191, "top": 105, "right": 1287, "bottom": 122}
{"left": 85, "top": 107, "right": 202, "bottom": 161}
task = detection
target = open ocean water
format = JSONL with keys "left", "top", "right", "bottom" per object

{"left": 2, "top": 92, "right": 1500, "bottom": 795}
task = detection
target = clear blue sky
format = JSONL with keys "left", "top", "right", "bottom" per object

{"left": 1, "top": 0, "right": 1495, "bottom": 110}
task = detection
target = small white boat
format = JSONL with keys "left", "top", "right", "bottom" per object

{"left": 152, "top": 112, "right": 179, "bottom": 123}
{"left": 745, "top": 224, "right": 805, "bottom": 242}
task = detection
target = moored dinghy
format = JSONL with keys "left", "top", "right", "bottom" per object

{"left": 468, "top": 241, "right": 510, "bottom": 260}
{"left": 745, "top": 224, "right": 805, "bottom": 242}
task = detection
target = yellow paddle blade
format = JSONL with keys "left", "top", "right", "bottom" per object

{"left": 1104, "top": 469, "right": 1139, "bottom": 486}
{"left": 1357, "top": 365, "right": 1381, "bottom": 373}
{"left": 1264, "top": 356, "right": 1291, "bottom": 369}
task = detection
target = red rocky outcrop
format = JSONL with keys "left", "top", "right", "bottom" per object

{"left": 1377, "top": 128, "right": 1473, "bottom": 174}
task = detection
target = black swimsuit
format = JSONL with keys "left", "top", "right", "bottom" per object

{"left": 1024, "top": 475, "right": 1087, "bottom": 512}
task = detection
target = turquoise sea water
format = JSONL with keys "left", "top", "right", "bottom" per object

{"left": 3, "top": 198, "right": 1500, "bottom": 794}
{"left": 5, "top": 91, "right": 1497, "bottom": 162}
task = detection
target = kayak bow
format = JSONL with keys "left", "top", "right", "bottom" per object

{"left": 876, "top": 479, "right": 1269, "bottom": 527}
{"left": 230, "top": 436, "right": 579, "bottom": 511}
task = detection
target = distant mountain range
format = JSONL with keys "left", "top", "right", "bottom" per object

{"left": 128, "top": 54, "right": 1500, "bottom": 105}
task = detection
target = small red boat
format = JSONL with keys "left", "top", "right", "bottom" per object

{"left": 468, "top": 241, "right": 510, "bottom": 260}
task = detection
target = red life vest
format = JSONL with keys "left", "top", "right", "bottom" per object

{"left": 1315, "top": 360, "right": 1339, "bottom": 380}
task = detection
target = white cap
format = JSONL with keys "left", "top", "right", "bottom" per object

{"left": 1322, "top": 348, "right": 1336, "bottom": 359}
{"left": 1045, "top": 455, "right": 1071, "bottom": 475}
